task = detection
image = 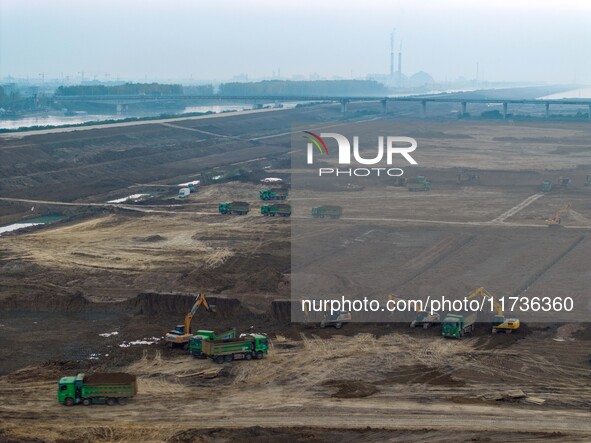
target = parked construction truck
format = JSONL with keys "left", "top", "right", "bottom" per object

{"left": 442, "top": 312, "right": 477, "bottom": 339}
{"left": 58, "top": 373, "right": 137, "bottom": 406}
{"left": 189, "top": 328, "right": 236, "bottom": 358}
{"left": 165, "top": 293, "right": 215, "bottom": 349}
{"left": 202, "top": 334, "right": 269, "bottom": 364}
{"left": 467, "top": 287, "right": 520, "bottom": 334}
{"left": 261, "top": 203, "right": 291, "bottom": 217}
{"left": 312, "top": 205, "right": 343, "bottom": 219}
{"left": 259, "top": 188, "right": 288, "bottom": 200}
{"left": 219, "top": 201, "right": 250, "bottom": 215}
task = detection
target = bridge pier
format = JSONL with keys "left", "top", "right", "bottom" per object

{"left": 545, "top": 103, "right": 550, "bottom": 118}
{"left": 340, "top": 99, "right": 349, "bottom": 113}
{"left": 502, "top": 102, "right": 508, "bottom": 119}
{"left": 421, "top": 100, "right": 427, "bottom": 117}
{"left": 461, "top": 101, "right": 467, "bottom": 116}
{"left": 381, "top": 99, "right": 388, "bottom": 115}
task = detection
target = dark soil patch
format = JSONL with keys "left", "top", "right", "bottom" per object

{"left": 379, "top": 364, "right": 466, "bottom": 387}
{"left": 322, "top": 380, "right": 378, "bottom": 398}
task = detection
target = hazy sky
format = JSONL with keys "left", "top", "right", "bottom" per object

{"left": 1, "top": 0, "right": 590, "bottom": 84}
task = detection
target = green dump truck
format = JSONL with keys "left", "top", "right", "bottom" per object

{"left": 311, "top": 205, "right": 343, "bottom": 219}
{"left": 58, "top": 373, "right": 137, "bottom": 406}
{"left": 441, "top": 312, "right": 477, "bottom": 339}
{"left": 218, "top": 201, "right": 250, "bottom": 215}
{"left": 202, "top": 334, "right": 269, "bottom": 364}
{"left": 261, "top": 203, "right": 291, "bottom": 217}
{"left": 189, "top": 328, "right": 237, "bottom": 358}
{"left": 260, "top": 188, "right": 288, "bottom": 200}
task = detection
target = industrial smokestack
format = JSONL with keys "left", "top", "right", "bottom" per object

{"left": 398, "top": 39, "right": 402, "bottom": 83}
{"left": 390, "top": 30, "right": 395, "bottom": 77}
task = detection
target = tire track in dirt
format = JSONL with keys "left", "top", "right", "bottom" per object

{"left": 510, "top": 235, "right": 586, "bottom": 298}
{"left": 397, "top": 234, "right": 475, "bottom": 290}
{"left": 491, "top": 193, "right": 544, "bottom": 223}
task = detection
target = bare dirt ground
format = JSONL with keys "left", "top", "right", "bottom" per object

{"left": 1, "top": 103, "right": 591, "bottom": 441}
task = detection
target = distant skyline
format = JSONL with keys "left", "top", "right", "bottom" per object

{"left": 1, "top": 0, "right": 590, "bottom": 84}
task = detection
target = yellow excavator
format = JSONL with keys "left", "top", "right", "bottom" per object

{"left": 466, "top": 287, "right": 520, "bottom": 334}
{"left": 165, "top": 293, "right": 215, "bottom": 348}
{"left": 547, "top": 203, "right": 571, "bottom": 227}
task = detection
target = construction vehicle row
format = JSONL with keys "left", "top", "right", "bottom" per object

{"left": 58, "top": 373, "right": 137, "bottom": 406}
{"left": 398, "top": 287, "right": 520, "bottom": 338}
{"left": 219, "top": 203, "right": 342, "bottom": 219}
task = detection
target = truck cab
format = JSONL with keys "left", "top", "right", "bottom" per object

{"left": 250, "top": 334, "right": 269, "bottom": 355}
{"left": 57, "top": 375, "right": 78, "bottom": 405}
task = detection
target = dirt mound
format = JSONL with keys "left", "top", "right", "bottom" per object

{"left": 234, "top": 267, "right": 285, "bottom": 293}
{"left": 0, "top": 291, "right": 242, "bottom": 319}
{"left": 119, "top": 293, "right": 242, "bottom": 319}
{"left": 380, "top": 365, "right": 465, "bottom": 387}
{"left": 271, "top": 299, "right": 293, "bottom": 323}
{"left": 0, "top": 291, "right": 91, "bottom": 312}
{"left": 323, "top": 380, "right": 379, "bottom": 398}
{"left": 85, "top": 372, "right": 136, "bottom": 384}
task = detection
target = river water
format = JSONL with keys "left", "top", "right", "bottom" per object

{"left": 0, "top": 102, "right": 304, "bottom": 130}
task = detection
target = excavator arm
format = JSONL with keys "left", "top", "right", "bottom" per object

{"left": 547, "top": 203, "right": 571, "bottom": 226}
{"left": 184, "top": 293, "right": 213, "bottom": 335}
{"left": 466, "top": 287, "right": 503, "bottom": 316}
{"left": 465, "top": 287, "right": 519, "bottom": 333}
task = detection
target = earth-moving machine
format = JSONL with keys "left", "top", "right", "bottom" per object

{"left": 165, "top": 293, "right": 215, "bottom": 349}
{"left": 388, "top": 293, "right": 442, "bottom": 329}
{"left": 466, "top": 287, "right": 520, "bottom": 334}
{"left": 442, "top": 312, "right": 477, "bottom": 339}
{"left": 259, "top": 188, "right": 288, "bottom": 200}
{"left": 218, "top": 201, "right": 250, "bottom": 215}
{"left": 320, "top": 310, "right": 351, "bottom": 329}
{"left": 202, "top": 334, "right": 269, "bottom": 364}
{"left": 411, "top": 310, "right": 441, "bottom": 329}
{"left": 189, "top": 328, "right": 236, "bottom": 358}
{"left": 312, "top": 205, "right": 343, "bottom": 219}
{"left": 261, "top": 203, "right": 291, "bottom": 217}
{"left": 547, "top": 203, "right": 571, "bottom": 227}
{"left": 58, "top": 373, "right": 137, "bottom": 406}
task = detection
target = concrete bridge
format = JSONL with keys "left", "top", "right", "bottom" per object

{"left": 51, "top": 94, "right": 591, "bottom": 118}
